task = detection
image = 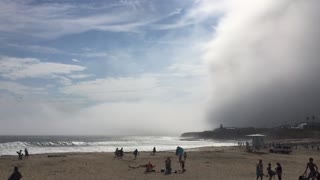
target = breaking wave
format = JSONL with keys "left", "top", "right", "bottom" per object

{"left": 0, "top": 136, "right": 236, "bottom": 156}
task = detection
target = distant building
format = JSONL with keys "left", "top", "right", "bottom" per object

{"left": 291, "top": 122, "right": 320, "bottom": 129}
{"left": 278, "top": 121, "right": 320, "bottom": 130}
{"left": 246, "top": 134, "right": 265, "bottom": 150}
{"left": 296, "top": 123, "right": 308, "bottom": 129}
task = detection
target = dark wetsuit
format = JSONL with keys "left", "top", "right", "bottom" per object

{"left": 8, "top": 171, "right": 22, "bottom": 180}
{"left": 256, "top": 162, "right": 263, "bottom": 180}
{"left": 276, "top": 166, "right": 282, "bottom": 180}
{"left": 307, "top": 162, "right": 318, "bottom": 179}
{"left": 267, "top": 166, "right": 276, "bottom": 180}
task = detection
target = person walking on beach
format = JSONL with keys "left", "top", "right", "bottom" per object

{"left": 275, "top": 163, "right": 282, "bottom": 180}
{"left": 303, "top": 158, "right": 318, "bottom": 180}
{"left": 267, "top": 163, "right": 276, "bottom": 180}
{"left": 8, "top": 166, "right": 22, "bottom": 180}
{"left": 133, "top": 149, "right": 139, "bottom": 159}
{"left": 16, "top": 150, "right": 23, "bottom": 160}
{"left": 165, "top": 157, "right": 172, "bottom": 175}
{"left": 24, "top": 148, "right": 29, "bottom": 159}
{"left": 256, "top": 159, "right": 264, "bottom": 180}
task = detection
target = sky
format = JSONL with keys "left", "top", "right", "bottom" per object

{"left": 0, "top": 0, "right": 319, "bottom": 135}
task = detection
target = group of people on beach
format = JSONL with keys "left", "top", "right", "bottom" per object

{"left": 256, "top": 158, "right": 319, "bottom": 180}
{"left": 256, "top": 160, "right": 282, "bottom": 180}
{"left": 114, "top": 147, "right": 124, "bottom": 158}
{"left": 16, "top": 148, "right": 29, "bottom": 160}
{"left": 127, "top": 146, "right": 187, "bottom": 175}
{"left": 115, "top": 147, "right": 158, "bottom": 160}
{"left": 164, "top": 146, "right": 187, "bottom": 174}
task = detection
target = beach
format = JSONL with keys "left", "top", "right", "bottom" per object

{"left": 1, "top": 145, "right": 319, "bottom": 180}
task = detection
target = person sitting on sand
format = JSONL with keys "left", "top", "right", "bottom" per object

{"left": 145, "top": 162, "right": 155, "bottom": 173}
{"left": 303, "top": 158, "right": 318, "bottom": 180}
{"left": 165, "top": 157, "right": 172, "bottom": 175}
{"left": 267, "top": 163, "right": 276, "bottom": 180}
{"left": 128, "top": 162, "right": 155, "bottom": 173}
{"left": 256, "top": 159, "right": 264, "bottom": 180}
{"left": 275, "top": 162, "right": 282, "bottom": 180}
{"left": 133, "top": 149, "right": 139, "bottom": 159}
{"left": 24, "top": 148, "right": 29, "bottom": 159}
{"left": 8, "top": 166, "right": 22, "bottom": 180}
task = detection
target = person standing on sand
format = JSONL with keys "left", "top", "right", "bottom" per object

{"left": 8, "top": 166, "right": 22, "bottom": 180}
{"left": 133, "top": 149, "right": 139, "bottom": 159}
{"left": 267, "top": 163, "right": 276, "bottom": 180}
{"left": 114, "top": 148, "right": 119, "bottom": 158}
{"left": 275, "top": 163, "right": 282, "bottom": 180}
{"left": 119, "top": 148, "right": 124, "bottom": 158}
{"left": 24, "top": 148, "right": 29, "bottom": 159}
{"left": 165, "top": 157, "right": 172, "bottom": 175}
{"left": 303, "top": 158, "right": 318, "bottom": 180}
{"left": 152, "top": 147, "right": 156, "bottom": 155}
{"left": 180, "top": 160, "right": 186, "bottom": 172}
{"left": 256, "top": 159, "right": 264, "bottom": 180}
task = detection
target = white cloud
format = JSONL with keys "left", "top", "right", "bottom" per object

{"left": 0, "top": 1, "right": 152, "bottom": 39}
{"left": 169, "top": 8, "right": 182, "bottom": 16}
{"left": 80, "top": 52, "right": 110, "bottom": 58}
{"left": 0, "top": 56, "right": 86, "bottom": 79}
{"left": 150, "top": 0, "right": 224, "bottom": 30}
{"left": 168, "top": 63, "right": 207, "bottom": 77}
{"left": 72, "top": 59, "right": 80, "bottom": 62}
{"left": 61, "top": 75, "right": 166, "bottom": 101}
{"left": 0, "top": 0, "right": 224, "bottom": 38}
{"left": 68, "top": 74, "right": 93, "bottom": 79}
{"left": 0, "top": 81, "right": 33, "bottom": 95}
{"left": 0, "top": 94, "right": 208, "bottom": 135}
{"left": 8, "top": 44, "right": 63, "bottom": 54}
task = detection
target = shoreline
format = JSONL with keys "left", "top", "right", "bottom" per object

{"left": 2, "top": 137, "right": 320, "bottom": 157}
{"left": 0, "top": 146, "right": 222, "bottom": 158}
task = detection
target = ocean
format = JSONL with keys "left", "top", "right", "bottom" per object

{"left": 0, "top": 136, "right": 237, "bottom": 156}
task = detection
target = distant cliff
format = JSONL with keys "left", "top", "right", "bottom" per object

{"left": 181, "top": 127, "right": 320, "bottom": 140}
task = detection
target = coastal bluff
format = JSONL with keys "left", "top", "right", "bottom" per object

{"left": 181, "top": 127, "right": 320, "bottom": 140}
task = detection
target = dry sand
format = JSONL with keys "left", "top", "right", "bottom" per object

{"left": 1, "top": 146, "right": 320, "bottom": 180}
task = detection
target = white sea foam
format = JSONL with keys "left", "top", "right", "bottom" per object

{"left": 0, "top": 136, "right": 237, "bottom": 156}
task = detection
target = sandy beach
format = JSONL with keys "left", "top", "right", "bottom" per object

{"left": 1, "top": 145, "right": 320, "bottom": 180}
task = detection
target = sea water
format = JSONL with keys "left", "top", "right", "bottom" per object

{"left": 0, "top": 136, "right": 237, "bottom": 156}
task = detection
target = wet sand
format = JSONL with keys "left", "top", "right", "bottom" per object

{"left": 0, "top": 146, "right": 319, "bottom": 180}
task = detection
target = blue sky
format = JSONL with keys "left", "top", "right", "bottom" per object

{"left": 1, "top": 0, "right": 318, "bottom": 135}
{"left": 0, "top": 0, "right": 219, "bottom": 135}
